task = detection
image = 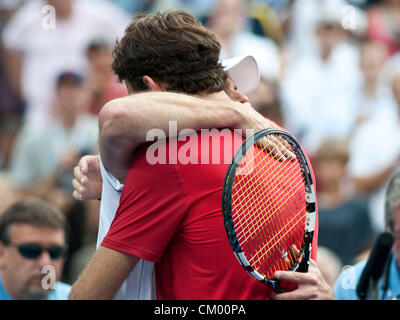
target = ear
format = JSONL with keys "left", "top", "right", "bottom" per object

{"left": 235, "top": 92, "right": 249, "bottom": 104}
{"left": 142, "top": 76, "right": 166, "bottom": 92}
{"left": 226, "top": 88, "right": 249, "bottom": 103}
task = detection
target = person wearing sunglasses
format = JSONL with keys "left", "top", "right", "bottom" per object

{"left": 0, "top": 197, "right": 70, "bottom": 300}
{"left": 334, "top": 172, "right": 400, "bottom": 300}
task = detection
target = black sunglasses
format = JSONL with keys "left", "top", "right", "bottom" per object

{"left": 9, "top": 243, "right": 66, "bottom": 260}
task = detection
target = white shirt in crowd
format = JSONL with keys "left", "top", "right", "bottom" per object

{"left": 2, "top": 0, "right": 130, "bottom": 128}
{"left": 9, "top": 114, "right": 98, "bottom": 187}
{"left": 347, "top": 95, "right": 400, "bottom": 232}
{"left": 280, "top": 42, "right": 362, "bottom": 154}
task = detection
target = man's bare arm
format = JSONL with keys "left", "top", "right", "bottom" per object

{"left": 69, "top": 246, "right": 139, "bottom": 300}
{"left": 99, "top": 92, "right": 266, "bottom": 182}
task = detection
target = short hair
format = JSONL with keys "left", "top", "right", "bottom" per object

{"left": 86, "top": 38, "right": 110, "bottom": 56}
{"left": 112, "top": 10, "right": 227, "bottom": 94}
{"left": 0, "top": 198, "right": 67, "bottom": 244}
{"left": 384, "top": 172, "right": 400, "bottom": 230}
{"left": 56, "top": 71, "right": 83, "bottom": 88}
{"left": 313, "top": 139, "right": 350, "bottom": 164}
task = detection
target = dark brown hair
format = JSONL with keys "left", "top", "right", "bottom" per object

{"left": 112, "top": 10, "right": 227, "bottom": 94}
{"left": 0, "top": 198, "right": 67, "bottom": 244}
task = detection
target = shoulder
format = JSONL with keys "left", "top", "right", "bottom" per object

{"left": 334, "top": 261, "right": 366, "bottom": 300}
{"left": 0, "top": 276, "right": 11, "bottom": 300}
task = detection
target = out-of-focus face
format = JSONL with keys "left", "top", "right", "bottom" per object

{"left": 207, "top": 0, "right": 245, "bottom": 40}
{"left": 88, "top": 48, "right": 114, "bottom": 75}
{"left": 315, "top": 23, "right": 343, "bottom": 54}
{"left": 56, "top": 83, "right": 87, "bottom": 118}
{"left": 47, "top": 0, "right": 73, "bottom": 19}
{"left": 0, "top": 224, "right": 65, "bottom": 300}
{"left": 361, "top": 43, "right": 388, "bottom": 83}
{"left": 314, "top": 158, "right": 347, "bottom": 191}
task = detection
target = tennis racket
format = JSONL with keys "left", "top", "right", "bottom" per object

{"left": 222, "top": 128, "right": 316, "bottom": 293}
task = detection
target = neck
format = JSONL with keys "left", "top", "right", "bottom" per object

{"left": 61, "top": 115, "right": 77, "bottom": 131}
{"left": 363, "top": 80, "right": 378, "bottom": 97}
{"left": 320, "top": 47, "right": 332, "bottom": 62}
{"left": 319, "top": 187, "right": 345, "bottom": 208}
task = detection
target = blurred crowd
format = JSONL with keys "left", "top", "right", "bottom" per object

{"left": 0, "top": 0, "right": 400, "bottom": 288}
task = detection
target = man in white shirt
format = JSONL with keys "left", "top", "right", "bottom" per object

{"left": 347, "top": 72, "right": 400, "bottom": 232}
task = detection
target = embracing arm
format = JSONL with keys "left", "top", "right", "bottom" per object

{"left": 99, "top": 92, "right": 266, "bottom": 182}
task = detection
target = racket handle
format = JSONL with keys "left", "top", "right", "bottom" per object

{"left": 267, "top": 279, "right": 284, "bottom": 293}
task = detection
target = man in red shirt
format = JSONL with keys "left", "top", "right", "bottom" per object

{"left": 69, "top": 10, "right": 332, "bottom": 300}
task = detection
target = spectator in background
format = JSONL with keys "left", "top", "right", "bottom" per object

{"left": 0, "top": 3, "right": 25, "bottom": 117}
{"left": 367, "top": 0, "right": 400, "bottom": 56}
{"left": 0, "top": 114, "right": 21, "bottom": 215}
{"left": 247, "top": 59, "right": 285, "bottom": 128}
{"left": 6, "top": 71, "right": 99, "bottom": 282}
{"left": 151, "top": 0, "right": 215, "bottom": 19}
{"left": 108, "top": 0, "right": 156, "bottom": 14}
{"left": 334, "top": 171, "right": 400, "bottom": 300}
{"left": 1, "top": 0, "right": 130, "bottom": 129}
{"left": 84, "top": 39, "right": 127, "bottom": 115}
{"left": 280, "top": 1, "right": 363, "bottom": 154}
{"left": 284, "top": 0, "right": 348, "bottom": 56}
{"left": 379, "top": 48, "right": 400, "bottom": 89}
{"left": 317, "top": 246, "right": 343, "bottom": 287}
{"left": 0, "top": 197, "right": 70, "bottom": 300}
{"left": 0, "top": 177, "right": 19, "bottom": 217}
{"left": 0, "top": 114, "right": 22, "bottom": 172}
{"left": 247, "top": 0, "right": 288, "bottom": 46}
{"left": 347, "top": 71, "right": 400, "bottom": 232}
{"left": 8, "top": 71, "right": 98, "bottom": 199}
{"left": 205, "top": 0, "right": 281, "bottom": 85}
{"left": 248, "top": 76, "right": 284, "bottom": 127}
{"left": 313, "top": 139, "right": 375, "bottom": 265}
{"left": 349, "top": 40, "right": 389, "bottom": 131}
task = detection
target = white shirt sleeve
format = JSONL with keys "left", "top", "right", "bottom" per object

{"left": 99, "top": 155, "right": 124, "bottom": 192}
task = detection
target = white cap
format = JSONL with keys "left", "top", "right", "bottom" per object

{"left": 315, "top": 0, "right": 346, "bottom": 26}
{"left": 222, "top": 55, "right": 260, "bottom": 94}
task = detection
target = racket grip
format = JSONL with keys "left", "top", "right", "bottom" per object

{"left": 267, "top": 279, "right": 284, "bottom": 293}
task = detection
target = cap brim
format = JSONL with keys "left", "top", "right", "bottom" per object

{"left": 222, "top": 55, "right": 260, "bottom": 94}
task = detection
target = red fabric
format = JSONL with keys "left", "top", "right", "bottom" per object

{"left": 367, "top": 8, "right": 400, "bottom": 56}
{"left": 102, "top": 129, "right": 318, "bottom": 299}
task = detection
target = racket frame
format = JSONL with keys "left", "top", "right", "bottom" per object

{"left": 222, "top": 128, "right": 316, "bottom": 293}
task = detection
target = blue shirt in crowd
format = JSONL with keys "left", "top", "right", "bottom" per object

{"left": 334, "top": 255, "right": 400, "bottom": 300}
{"left": 0, "top": 273, "right": 71, "bottom": 300}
